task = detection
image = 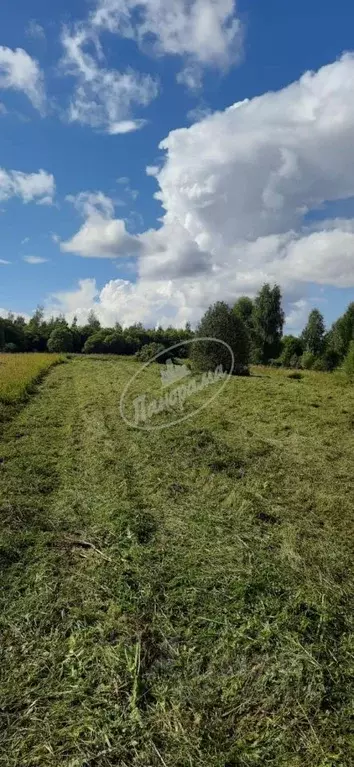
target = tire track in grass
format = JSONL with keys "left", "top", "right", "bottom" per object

{"left": 0, "top": 359, "right": 183, "bottom": 766}
{"left": 0, "top": 360, "right": 137, "bottom": 765}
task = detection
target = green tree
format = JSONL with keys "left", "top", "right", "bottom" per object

{"left": 14, "top": 315, "right": 26, "bottom": 328}
{"left": 28, "top": 306, "right": 44, "bottom": 330}
{"left": 326, "top": 303, "right": 354, "bottom": 361}
{"left": 47, "top": 326, "right": 73, "bottom": 353}
{"left": 301, "top": 309, "right": 325, "bottom": 356}
{"left": 252, "top": 284, "right": 284, "bottom": 363}
{"left": 26, "top": 305, "right": 48, "bottom": 351}
{"left": 2, "top": 317, "right": 26, "bottom": 351}
{"left": 280, "top": 335, "right": 304, "bottom": 368}
{"left": 301, "top": 351, "right": 316, "bottom": 370}
{"left": 233, "top": 296, "right": 254, "bottom": 326}
{"left": 190, "top": 301, "right": 250, "bottom": 375}
{"left": 0, "top": 319, "right": 5, "bottom": 350}
{"left": 135, "top": 343, "right": 169, "bottom": 363}
{"left": 343, "top": 340, "right": 354, "bottom": 380}
{"left": 321, "top": 346, "right": 341, "bottom": 372}
{"left": 124, "top": 325, "right": 151, "bottom": 350}
{"left": 69, "top": 316, "right": 82, "bottom": 353}
{"left": 233, "top": 296, "right": 254, "bottom": 349}
{"left": 104, "top": 332, "right": 128, "bottom": 354}
{"left": 87, "top": 310, "right": 101, "bottom": 332}
{"left": 83, "top": 330, "right": 107, "bottom": 354}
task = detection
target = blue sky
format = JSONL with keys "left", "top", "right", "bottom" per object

{"left": 1, "top": 0, "right": 354, "bottom": 331}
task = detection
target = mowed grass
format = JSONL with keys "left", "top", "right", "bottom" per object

{"left": 0, "top": 353, "right": 63, "bottom": 405}
{"left": 0, "top": 357, "right": 353, "bottom": 766}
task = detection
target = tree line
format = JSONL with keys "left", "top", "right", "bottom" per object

{"left": 232, "top": 287, "right": 348, "bottom": 372}
{"left": 1, "top": 285, "right": 354, "bottom": 374}
{"left": 0, "top": 307, "right": 193, "bottom": 356}
{"left": 233, "top": 286, "right": 354, "bottom": 372}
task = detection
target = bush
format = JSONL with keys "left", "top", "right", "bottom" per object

{"left": 280, "top": 336, "right": 304, "bottom": 367}
{"left": 47, "top": 327, "right": 73, "bottom": 353}
{"left": 175, "top": 344, "right": 189, "bottom": 359}
{"left": 268, "top": 358, "right": 282, "bottom": 368}
{"left": 190, "top": 301, "right": 250, "bottom": 375}
{"left": 321, "top": 348, "right": 341, "bottom": 372}
{"left": 312, "top": 358, "right": 327, "bottom": 372}
{"left": 104, "top": 332, "right": 129, "bottom": 355}
{"left": 124, "top": 335, "right": 139, "bottom": 355}
{"left": 83, "top": 331, "right": 108, "bottom": 354}
{"left": 135, "top": 343, "right": 170, "bottom": 364}
{"left": 4, "top": 342, "right": 18, "bottom": 353}
{"left": 301, "top": 351, "right": 316, "bottom": 370}
{"left": 343, "top": 340, "right": 354, "bottom": 380}
{"left": 289, "top": 354, "right": 301, "bottom": 369}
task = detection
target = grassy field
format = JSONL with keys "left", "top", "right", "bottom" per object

{"left": 0, "top": 357, "right": 353, "bottom": 766}
{"left": 0, "top": 353, "right": 63, "bottom": 405}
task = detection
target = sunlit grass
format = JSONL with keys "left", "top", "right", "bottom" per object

{"left": 0, "top": 357, "right": 353, "bottom": 766}
{"left": 0, "top": 353, "right": 63, "bottom": 404}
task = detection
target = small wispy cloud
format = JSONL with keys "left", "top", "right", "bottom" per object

{"left": 26, "top": 21, "right": 46, "bottom": 41}
{"left": 116, "top": 177, "right": 139, "bottom": 201}
{"left": 0, "top": 258, "right": 10, "bottom": 264}
{"left": 23, "top": 255, "right": 48, "bottom": 264}
{"left": 187, "top": 105, "right": 211, "bottom": 123}
{"left": 108, "top": 119, "right": 147, "bottom": 135}
{"left": 61, "top": 26, "right": 158, "bottom": 135}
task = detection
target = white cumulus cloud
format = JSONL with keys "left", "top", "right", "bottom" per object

{"left": 62, "top": 192, "right": 141, "bottom": 257}
{"left": 0, "top": 168, "right": 55, "bottom": 205}
{"left": 57, "top": 54, "right": 354, "bottom": 328}
{"left": 0, "top": 46, "right": 45, "bottom": 112}
{"left": 45, "top": 277, "right": 198, "bottom": 328}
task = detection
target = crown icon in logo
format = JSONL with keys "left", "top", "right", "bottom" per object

{"left": 160, "top": 358, "right": 191, "bottom": 389}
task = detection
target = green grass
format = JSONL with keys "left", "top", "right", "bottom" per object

{"left": 0, "top": 353, "right": 64, "bottom": 424}
{"left": 0, "top": 357, "right": 353, "bottom": 766}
